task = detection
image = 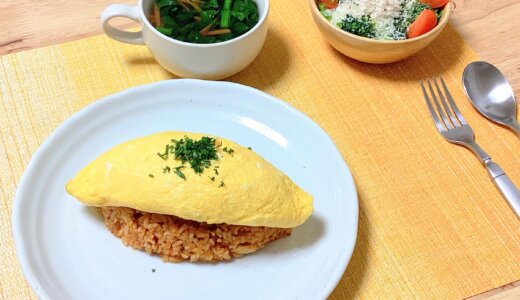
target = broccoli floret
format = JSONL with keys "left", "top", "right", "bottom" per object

{"left": 407, "top": 2, "right": 431, "bottom": 23}
{"left": 434, "top": 8, "right": 443, "bottom": 21}
{"left": 407, "top": 1, "right": 443, "bottom": 23}
{"left": 339, "top": 15, "right": 376, "bottom": 38}
{"left": 319, "top": 3, "right": 332, "bottom": 21}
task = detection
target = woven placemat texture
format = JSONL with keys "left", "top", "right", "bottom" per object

{"left": 1, "top": 1, "right": 519, "bottom": 299}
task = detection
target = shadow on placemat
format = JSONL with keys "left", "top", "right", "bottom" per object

{"left": 122, "top": 29, "right": 292, "bottom": 88}
{"left": 332, "top": 25, "right": 465, "bottom": 82}
{"left": 230, "top": 29, "right": 292, "bottom": 89}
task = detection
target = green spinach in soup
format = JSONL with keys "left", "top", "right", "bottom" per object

{"left": 150, "top": 0, "right": 260, "bottom": 44}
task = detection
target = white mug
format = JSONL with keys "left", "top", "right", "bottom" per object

{"left": 101, "top": 0, "right": 269, "bottom": 80}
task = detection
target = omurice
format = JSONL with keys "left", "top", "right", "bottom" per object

{"left": 66, "top": 132, "right": 313, "bottom": 262}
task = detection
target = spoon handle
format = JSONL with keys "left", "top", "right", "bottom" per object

{"left": 486, "top": 161, "right": 520, "bottom": 219}
{"left": 511, "top": 121, "right": 520, "bottom": 137}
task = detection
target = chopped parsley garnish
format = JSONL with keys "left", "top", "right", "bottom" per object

{"left": 209, "top": 176, "right": 216, "bottom": 181}
{"left": 247, "top": 146, "right": 252, "bottom": 150}
{"left": 173, "top": 136, "right": 219, "bottom": 173}
{"left": 219, "top": 181, "right": 225, "bottom": 187}
{"left": 174, "top": 166, "right": 186, "bottom": 180}
{"left": 223, "top": 147, "right": 235, "bottom": 155}
{"left": 156, "top": 136, "right": 223, "bottom": 179}
{"left": 157, "top": 145, "right": 171, "bottom": 160}
{"left": 148, "top": 174, "right": 154, "bottom": 178}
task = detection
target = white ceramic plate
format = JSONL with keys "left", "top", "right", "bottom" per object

{"left": 13, "top": 79, "right": 358, "bottom": 300}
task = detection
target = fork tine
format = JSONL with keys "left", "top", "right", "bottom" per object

{"left": 440, "top": 77, "right": 468, "bottom": 125}
{"left": 420, "top": 81, "right": 446, "bottom": 133}
{"left": 426, "top": 79, "right": 454, "bottom": 129}
{"left": 433, "top": 78, "right": 460, "bottom": 127}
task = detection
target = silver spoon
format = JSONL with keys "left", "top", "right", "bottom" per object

{"left": 462, "top": 61, "right": 520, "bottom": 136}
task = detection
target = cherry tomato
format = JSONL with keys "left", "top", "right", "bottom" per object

{"left": 320, "top": 0, "right": 339, "bottom": 9}
{"left": 408, "top": 9, "right": 438, "bottom": 38}
{"left": 419, "top": 0, "right": 449, "bottom": 9}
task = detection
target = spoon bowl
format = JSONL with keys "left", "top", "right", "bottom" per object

{"left": 463, "top": 61, "right": 520, "bottom": 135}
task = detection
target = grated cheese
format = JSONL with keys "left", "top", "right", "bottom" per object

{"left": 329, "top": 0, "right": 419, "bottom": 40}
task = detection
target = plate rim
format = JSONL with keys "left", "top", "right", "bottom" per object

{"left": 12, "top": 79, "right": 359, "bottom": 300}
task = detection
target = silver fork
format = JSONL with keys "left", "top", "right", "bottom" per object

{"left": 421, "top": 77, "right": 520, "bottom": 218}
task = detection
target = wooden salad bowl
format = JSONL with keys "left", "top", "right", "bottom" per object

{"left": 308, "top": 0, "right": 454, "bottom": 64}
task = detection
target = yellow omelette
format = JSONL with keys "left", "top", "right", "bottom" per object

{"left": 66, "top": 132, "right": 313, "bottom": 228}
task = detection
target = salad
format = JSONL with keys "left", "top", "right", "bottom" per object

{"left": 149, "top": 0, "right": 259, "bottom": 44}
{"left": 318, "top": 0, "right": 449, "bottom": 40}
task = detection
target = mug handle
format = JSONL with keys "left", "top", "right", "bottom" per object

{"left": 101, "top": 4, "right": 145, "bottom": 45}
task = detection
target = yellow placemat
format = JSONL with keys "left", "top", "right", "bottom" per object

{"left": 1, "top": 1, "right": 519, "bottom": 299}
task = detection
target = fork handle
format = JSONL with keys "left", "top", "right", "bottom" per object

{"left": 486, "top": 160, "right": 520, "bottom": 218}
